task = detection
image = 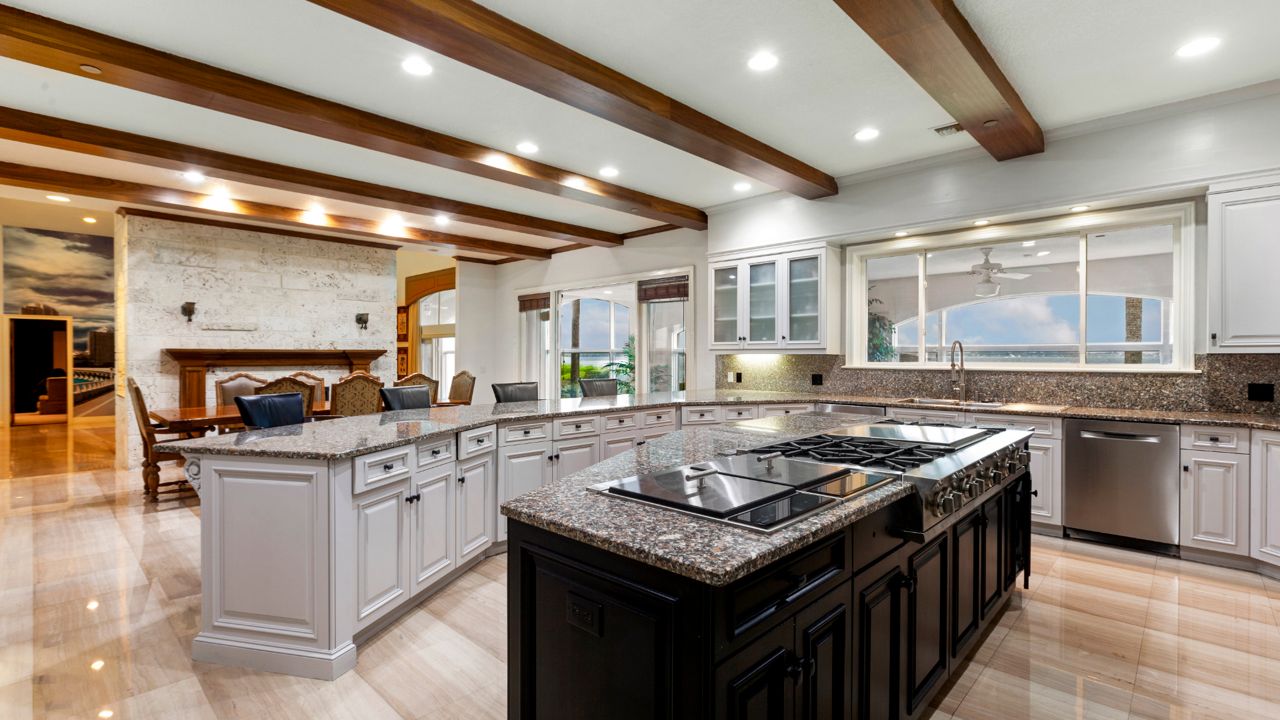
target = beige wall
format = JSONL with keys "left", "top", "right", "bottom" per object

{"left": 395, "top": 248, "right": 455, "bottom": 305}
{"left": 115, "top": 216, "right": 397, "bottom": 467}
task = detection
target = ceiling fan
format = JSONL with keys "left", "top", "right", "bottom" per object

{"left": 967, "top": 247, "right": 1048, "bottom": 297}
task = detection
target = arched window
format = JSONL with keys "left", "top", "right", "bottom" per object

{"left": 419, "top": 288, "right": 456, "bottom": 394}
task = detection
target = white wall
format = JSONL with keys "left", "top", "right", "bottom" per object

{"left": 708, "top": 85, "right": 1280, "bottom": 255}
{"left": 115, "top": 215, "right": 396, "bottom": 466}
{"left": 457, "top": 228, "right": 711, "bottom": 403}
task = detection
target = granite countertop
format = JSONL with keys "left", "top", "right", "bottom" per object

{"left": 158, "top": 387, "right": 1280, "bottom": 460}
{"left": 500, "top": 413, "right": 913, "bottom": 586}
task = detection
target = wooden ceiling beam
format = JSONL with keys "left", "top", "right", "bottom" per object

{"left": 0, "top": 106, "right": 622, "bottom": 247}
{"left": 832, "top": 0, "right": 1044, "bottom": 160}
{"left": 0, "top": 5, "right": 707, "bottom": 229}
{"left": 0, "top": 161, "right": 550, "bottom": 259}
{"left": 307, "top": 0, "right": 838, "bottom": 199}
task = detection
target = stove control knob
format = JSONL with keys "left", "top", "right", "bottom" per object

{"left": 963, "top": 477, "right": 983, "bottom": 499}
{"left": 928, "top": 490, "right": 948, "bottom": 516}
{"left": 940, "top": 491, "right": 961, "bottom": 515}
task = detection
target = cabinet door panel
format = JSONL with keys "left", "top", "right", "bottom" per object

{"left": 853, "top": 561, "right": 904, "bottom": 720}
{"left": 1210, "top": 189, "right": 1280, "bottom": 348}
{"left": 951, "top": 511, "right": 982, "bottom": 657}
{"left": 785, "top": 255, "right": 821, "bottom": 345}
{"left": 601, "top": 432, "right": 638, "bottom": 459}
{"left": 1182, "top": 450, "right": 1248, "bottom": 554}
{"left": 715, "top": 619, "right": 796, "bottom": 720}
{"left": 1027, "top": 437, "right": 1062, "bottom": 526}
{"left": 905, "top": 535, "right": 948, "bottom": 715}
{"left": 982, "top": 495, "right": 1004, "bottom": 615}
{"left": 746, "top": 260, "right": 778, "bottom": 344}
{"left": 796, "top": 585, "right": 852, "bottom": 720}
{"left": 713, "top": 264, "right": 741, "bottom": 345}
{"left": 412, "top": 468, "right": 455, "bottom": 592}
{"left": 498, "top": 444, "right": 551, "bottom": 541}
{"left": 355, "top": 483, "right": 411, "bottom": 627}
{"left": 456, "top": 455, "right": 493, "bottom": 563}
{"left": 554, "top": 437, "right": 601, "bottom": 482}
{"left": 1252, "top": 431, "right": 1280, "bottom": 566}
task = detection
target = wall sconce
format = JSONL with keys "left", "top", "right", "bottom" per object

{"left": 355, "top": 313, "right": 369, "bottom": 330}
{"left": 181, "top": 301, "right": 196, "bottom": 323}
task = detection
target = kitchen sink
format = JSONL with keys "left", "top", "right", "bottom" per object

{"left": 898, "top": 398, "right": 1007, "bottom": 410}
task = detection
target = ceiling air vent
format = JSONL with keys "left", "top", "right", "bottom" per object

{"left": 932, "top": 122, "right": 965, "bottom": 137}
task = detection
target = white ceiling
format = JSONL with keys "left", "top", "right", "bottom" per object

{"left": 0, "top": 0, "right": 1278, "bottom": 258}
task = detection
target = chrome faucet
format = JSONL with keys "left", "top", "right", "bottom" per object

{"left": 949, "top": 340, "right": 968, "bottom": 403}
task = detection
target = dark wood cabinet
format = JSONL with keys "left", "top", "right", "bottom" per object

{"left": 950, "top": 510, "right": 983, "bottom": 658}
{"left": 904, "top": 534, "right": 949, "bottom": 717}
{"left": 981, "top": 494, "right": 1004, "bottom": 617}
{"left": 796, "top": 584, "right": 853, "bottom": 720}
{"left": 1004, "top": 475, "right": 1032, "bottom": 590}
{"left": 852, "top": 555, "right": 905, "bottom": 720}
{"left": 715, "top": 620, "right": 797, "bottom": 720}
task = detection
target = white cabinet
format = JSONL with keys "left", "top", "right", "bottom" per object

{"left": 497, "top": 442, "right": 552, "bottom": 541}
{"left": 681, "top": 406, "right": 722, "bottom": 425}
{"left": 709, "top": 247, "right": 838, "bottom": 351}
{"left": 1181, "top": 450, "right": 1249, "bottom": 555}
{"left": 455, "top": 453, "right": 494, "bottom": 563}
{"left": 354, "top": 480, "right": 412, "bottom": 630}
{"left": 1251, "top": 430, "right": 1280, "bottom": 567}
{"left": 722, "top": 405, "right": 759, "bottom": 422}
{"left": 553, "top": 436, "right": 601, "bottom": 481}
{"left": 1026, "top": 437, "right": 1062, "bottom": 527}
{"left": 1207, "top": 177, "right": 1280, "bottom": 351}
{"left": 600, "top": 431, "right": 639, "bottom": 459}
{"left": 760, "top": 403, "right": 814, "bottom": 417}
{"left": 411, "top": 466, "right": 455, "bottom": 593}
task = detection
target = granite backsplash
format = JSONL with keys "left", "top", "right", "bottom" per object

{"left": 715, "top": 354, "right": 1280, "bottom": 416}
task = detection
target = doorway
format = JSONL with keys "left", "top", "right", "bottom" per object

{"left": 5, "top": 315, "right": 74, "bottom": 426}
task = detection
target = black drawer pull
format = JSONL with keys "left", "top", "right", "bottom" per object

{"left": 1208, "top": 436, "right": 1220, "bottom": 442}
{"left": 382, "top": 463, "right": 394, "bottom": 472}
{"left": 522, "top": 429, "right": 531, "bottom": 435}
{"left": 431, "top": 449, "right": 441, "bottom": 456}
{"left": 457, "top": 476, "right": 466, "bottom": 484}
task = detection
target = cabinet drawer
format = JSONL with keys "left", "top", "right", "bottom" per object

{"left": 1181, "top": 425, "right": 1250, "bottom": 454}
{"left": 968, "top": 413, "right": 1060, "bottom": 438}
{"left": 415, "top": 438, "right": 454, "bottom": 469}
{"left": 457, "top": 424, "right": 497, "bottom": 459}
{"left": 760, "top": 403, "right": 814, "bottom": 418}
{"left": 501, "top": 420, "right": 553, "bottom": 446}
{"left": 641, "top": 407, "right": 676, "bottom": 427}
{"left": 354, "top": 445, "right": 413, "bottom": 494}
{"left": 717, "top": 533, "right": 850, "bottom": 655}
{"left": 723, "top": 405, "right": 760, "bottom": 422}
{"left": 887, "top": 408, "right": 966, "bottom": 424}
{"left": 601, "top": 411, "right": 639, "bottom": 433}
{"left": 554, "top": 415, "right": 600, "bottom": 439}
{"left": 681, "top": 406, "right": 722, "bottom": 425}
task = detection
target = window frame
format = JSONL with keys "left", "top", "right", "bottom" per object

{"left": 845, "top": 202, "right": 1196, "bottom": 372}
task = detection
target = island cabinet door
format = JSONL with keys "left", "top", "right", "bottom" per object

{"left": 794, "top": 583, "right": 853, "bottom": 720}
{"left": 714, "top": 619, "right": 797, "bottom": 720}
{"left": 411, "top": 466, "right": 455, "bottom": 594}
{"left": 354, "top": 481, "right": 413, "bottom": 631}
{"left": 851, "top": 553, "right": 906, "bottom": 720}
{"left": 497, "top": 442, "right": 553, "bottom": 541}
{"left": 904, "top": 534, "right": 949, "bottom": 718}
{"left": 456, "top": 454, "right": 494, "bottom": 564}
{"left": 950, "top": 511, "right": 983, "bottom": 659}
{"left": 981, "top": 495, "right": 1004, "bottom": 617}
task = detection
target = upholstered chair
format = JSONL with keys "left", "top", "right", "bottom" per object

{"left": 215, "top": 372, "right": 268, "bottom": 406}
{"left": 380, "top": 385, "right": 433, "bottom": 411}
{"left": 331, "top": 371, "right": 385, "bottom": 416}
{"left": 448, "top": 370, "right": 476, "bottom": 405}
{"left": 288, "top": 371, "right": 326, "bottom": 402}
{"left": 579, "top": 378, "right": 619, "bottom": 398}
{"left": 492, "top": 382, "right": 539, "bottom": 403}
{"left": 256, "top": 377, "right": 314, "bottom": 415}
{"left": 395, "top": 372, "right": 439, "bottom": 404}
{"left": 235, "top": 393, "right": 306, "bottom": 429}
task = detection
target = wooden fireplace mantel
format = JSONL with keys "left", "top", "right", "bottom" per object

{"left": 163, "top": 348, "right": 387, "bottom": 407}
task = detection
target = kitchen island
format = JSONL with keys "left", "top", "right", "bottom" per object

{"left": 156, "top": 390, "right": 892, "bottom": 679}
{"left": 502, "top": 415, "right": 1034, "bottom": 720}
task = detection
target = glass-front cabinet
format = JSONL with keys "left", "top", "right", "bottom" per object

{"left": 708, "top": 247, "right": 834, "bottom": 351}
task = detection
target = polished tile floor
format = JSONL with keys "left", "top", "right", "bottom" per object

{"left": 2, "top": 455, "right": 1279, "bottom": 718}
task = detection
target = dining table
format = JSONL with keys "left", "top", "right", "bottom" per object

{"left": 150, "top": 399, "right": 467, "bottom": 433}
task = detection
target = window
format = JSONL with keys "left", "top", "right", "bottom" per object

{"left": 644, "top": 298, "right": 687, "bottom": 393}
{"left": 559, "top": 286, "right": 634, "bottom": 398}
{"left": 855, "top": 205, "right": 1191, "bottom": 370}
{"left": 418, "top": 289, "right": 457, "bottom": 395}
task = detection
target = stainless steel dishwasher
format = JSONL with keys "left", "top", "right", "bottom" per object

{"left": 1064, "top": 418, "right": 1180, "bottom": 548}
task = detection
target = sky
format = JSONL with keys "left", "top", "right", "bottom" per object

{"left": 559, "top": 298, "right": 631, "bottom": 349}
{"left": 898, "top": 293, "right": 1164, "bottom": 346}
{"left": 3, "top": 226, "right": 114, "bottom": 350}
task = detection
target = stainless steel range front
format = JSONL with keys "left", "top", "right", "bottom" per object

{"left": 592, "top": 422, "right": 1033, "bottom": 533}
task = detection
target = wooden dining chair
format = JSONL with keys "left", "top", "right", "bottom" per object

{"left": 395, "top": 372, "right": 439, "bottom": 404}
{"left": 257, "top": 377, "right": 315, "bottom": 416}
{"left": 127, "top": 377, "right": 193, "bottom": 502}
{"left": 448, "top": 370, "right": 476, "bottom": 405}
{"left": 215, "top": 372, "right": 268, "bottom": 433}
{"left": 288, "top": 371, "right": 326, "bottom": 402}
{"left": 331, "top": 371, "right": 384, "bottom": 416}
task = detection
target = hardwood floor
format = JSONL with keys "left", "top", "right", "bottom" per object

{"left": 2, "top": 462, "right": 1279, "bottom": 718}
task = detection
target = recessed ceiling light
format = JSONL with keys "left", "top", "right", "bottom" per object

{"left": 86, "top": 600, "right": 99, "bottom": 610}
{"left": 603, "top": 290, "right": 613, "bottom": 295}
{"left": 1176, "top": 36, "right": 1221, "bottom": 58}
{"left": 599, "top": 166, "right": 619, "bottom": 178}
{"left": 1070, "top": 205, "right": 1090, "bottom": 213}
{"left": 973, "top": 219, "right": 990, "bottom": 226}
{"left": 82, "top": 216, "right": 97, "bottom": 224}
{"left": 854, "top": 127, "right": 880, "bottom": 142}
{"left": 515, "top": 141, "right": 538, "bottom": 155}
{"left": 434, "top": 213, "right": 450, "bottom": 227}
{"left": 733, "top": 181, "right": 752, "bottom": 193}
{"left": 182, "top": 170, "right": 206, "bottom": 183}
{"left": 1022, "top": 240, "right": 1036, "bottom": 247}
{"left": 564, "top": 177, "right": 587, "bottom": 190}
{"left": 46, "top": 194, "right": 71, "bottom": 202}
{"left": 79, "top": 63, "right": 102, "bottom": 75}
{"left": 1037, "top": 250, "right": 1051, "bottom": 257}
{"left": 747, "top": 50, "right": 779, "bottom": 72}
{"left": 401, "top": 56, "right": 433, "bottom": 76}
{"left": 482, "top": 153, "right": 513, "bottom": 170}
{"left": 98, "top": 711, "right": 113, "bottom": 719}
{"left": 301, "top": 204, "right": 327, "bottom": 224}
{"left": 377, "top": 215, "right": 406, "bottom": 236}
{"left": 90, "top": 660, "right": 105, "bottom": 671}
{"left": 894, "top": 231, "right": 909, "bottom": 238}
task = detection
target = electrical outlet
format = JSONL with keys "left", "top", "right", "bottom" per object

{"left": 811, "top": 373, "right": 824, "bottom": 386}
{"left": 1248, "top": 383, "right": 1275, "bottom": 402}
{"left": 734, "top": 372, "right": 743, "bottom": 383}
